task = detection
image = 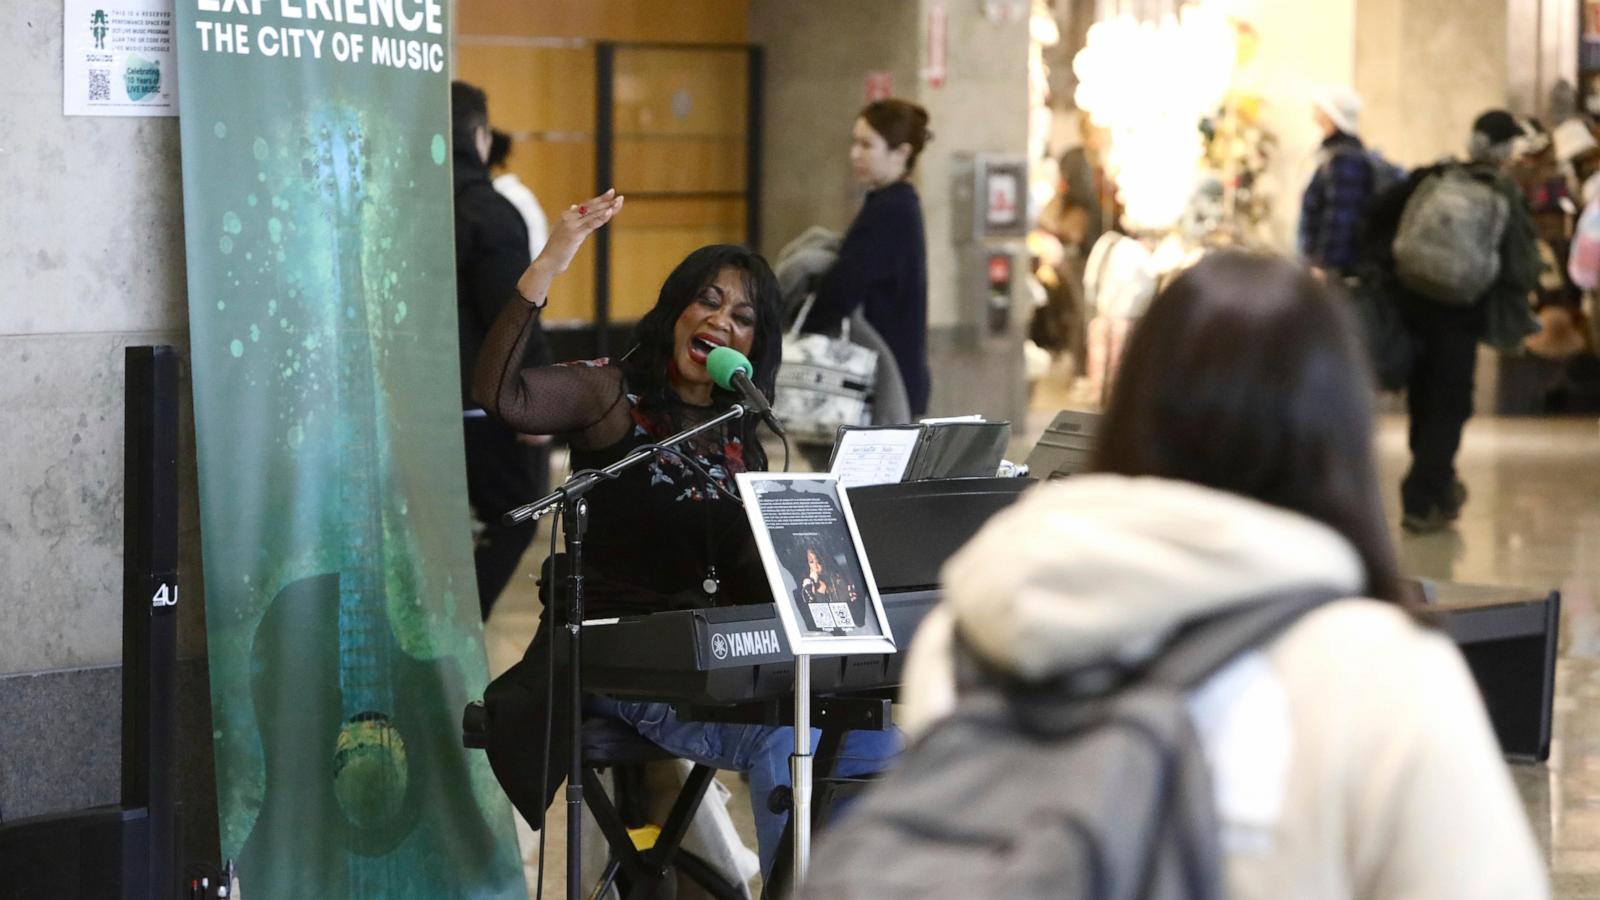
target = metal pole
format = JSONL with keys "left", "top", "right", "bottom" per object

{"left": 790, "top": 654, "right": 813, "bottom": 881}
{"left": 566, "top": 496, "right": 588, "bottom": 900}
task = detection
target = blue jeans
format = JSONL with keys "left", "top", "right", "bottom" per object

{"left": 585, "top": 696, "right": 901, "bottom": 876}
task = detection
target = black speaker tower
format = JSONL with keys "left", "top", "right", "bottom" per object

{"left": 123, "top": 344, "right": 180, "bottom": 896}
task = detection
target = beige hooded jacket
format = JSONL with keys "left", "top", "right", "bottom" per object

{"left": 900, "top": 475, "right": 1547, "bottom": 900}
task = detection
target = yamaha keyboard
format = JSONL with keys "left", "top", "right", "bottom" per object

{"left": 581, "top": 477, "right": 1033, "bottom": 706}
{"left": 582, "top": 590, "right": 939, "bottom": 705}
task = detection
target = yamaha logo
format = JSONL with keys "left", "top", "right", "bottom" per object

{"left": 713, "top": 628, "right": 782, "bottom": 660}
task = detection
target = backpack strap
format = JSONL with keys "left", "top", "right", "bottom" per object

{"left": 1145, "top": 588, "right": 1348, "bottom": 689}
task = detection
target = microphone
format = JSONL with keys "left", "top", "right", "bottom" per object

{"left": 706, "top": 346, "right": 786, "bottom": 437}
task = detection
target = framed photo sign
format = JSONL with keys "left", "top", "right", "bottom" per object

{"left": 736, "top": 473, "right": 896, "bottom": 656}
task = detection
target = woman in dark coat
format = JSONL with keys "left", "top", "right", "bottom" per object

{"left": 803, "top": 99, "right": 934, "bottom": 416}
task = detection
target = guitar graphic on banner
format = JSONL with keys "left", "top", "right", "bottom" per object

{"left": 239, "top": 109, "right": 503, "bottom": 897}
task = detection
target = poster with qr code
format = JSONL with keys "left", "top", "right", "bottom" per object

{"left": 64, "top": 0, "right": 177, "bottom": 116}
{"left": 737, "top": 473, "right": 896, "bottom": 656}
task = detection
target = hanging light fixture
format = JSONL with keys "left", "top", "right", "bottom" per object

{"left": 1073, "top": 0, "right": 1236, "bottom": 231}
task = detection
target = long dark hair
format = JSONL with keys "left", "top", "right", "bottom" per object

{"left": 1091, "top": 251, "right": 1404, "bottom": 603}
{"left": 619, "top": 244, "right": 784, "bottom": 470}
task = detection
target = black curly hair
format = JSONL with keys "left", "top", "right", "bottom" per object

{"left": 618, "top": 244, "right": 784, "bottom": 470}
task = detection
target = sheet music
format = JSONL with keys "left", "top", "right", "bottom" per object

{"left": 830, "top": 427, "right": 920, "bottom": 488}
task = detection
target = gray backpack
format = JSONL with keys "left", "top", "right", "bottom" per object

{"left": 799, "top": 591, "right": 1338, "bottom": 900}
{"left": 1392, "top": 165, "right": 1511, "bottom": 305}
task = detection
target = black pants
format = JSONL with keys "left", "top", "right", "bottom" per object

{"left": 464, "top": 414, "right": 547, "bottom": 619}
{"left": 483, "top": 621, "right": 574, "bottom": 827}
{"left": 1397, "top": 298, "right": 1480, "bottom": 517}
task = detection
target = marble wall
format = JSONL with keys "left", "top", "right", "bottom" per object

{"left": 0, "top": 0, "right": 206, "bottom": 678}
{"left": 1, "top": 0, "right": 214, "bottom": 847}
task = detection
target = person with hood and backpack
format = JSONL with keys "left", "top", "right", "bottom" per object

{"left": 1362, "top": 110, "right": 1542, "bottom": 533}
{"left": 800, "top": 251, "right": 1545, "bottom": 900}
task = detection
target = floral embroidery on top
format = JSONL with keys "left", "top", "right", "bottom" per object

{"left": 627, "top": 393, "right": 745, "bottom": 503}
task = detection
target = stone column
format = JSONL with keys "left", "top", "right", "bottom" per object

{"left": 1356, "top": 0, "right": 1510, "bottom": 168}
{"left": 912, "top": 0, "right": 1032, "bottom": 421}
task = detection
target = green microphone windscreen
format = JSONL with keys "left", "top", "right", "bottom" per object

{"left": 706, "top": 346, "right": 753, "bottom": 390}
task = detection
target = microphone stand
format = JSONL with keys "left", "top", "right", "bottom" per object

{"left": 503, "top": 401, "right": 751, "bottom": 900}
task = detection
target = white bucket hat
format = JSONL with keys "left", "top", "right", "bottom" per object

{"left": 1312, "top": 86, "right": 1362, "bottom": 136}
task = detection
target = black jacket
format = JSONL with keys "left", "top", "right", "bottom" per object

{"left": 454, "top": 152, "right": 547, "bottom": 406}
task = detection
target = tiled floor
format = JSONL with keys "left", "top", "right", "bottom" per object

{"left": 1386, "top": 415, "right": 1600, "bottom": 899}
{"left": 482, "top": 398, "right": 1600, "bottom": 898}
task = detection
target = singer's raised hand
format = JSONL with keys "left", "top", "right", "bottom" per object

{"left": 516, "top": 189, "right": 624, "bottom": 306}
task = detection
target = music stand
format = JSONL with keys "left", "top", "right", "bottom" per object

{"left": 736, "top": 473, "right": 895, "bottom": 880}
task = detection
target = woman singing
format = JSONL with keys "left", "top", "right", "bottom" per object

{"left": 475, "top": 190, "right": 898, "bottom": 877}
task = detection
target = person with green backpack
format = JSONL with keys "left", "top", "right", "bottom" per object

{"left": 1360, "top": 110, "right": 1542, "bottom": 534}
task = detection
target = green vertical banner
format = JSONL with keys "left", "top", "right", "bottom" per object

{"left": 173, "top": 3, "right": 525, "bottom": 897}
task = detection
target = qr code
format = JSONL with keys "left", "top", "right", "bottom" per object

{"left": 809, "top": 603, "right": 836, "bottom": 630}
{"left": 88, "top": 69, "right": 111, "bottom": 101}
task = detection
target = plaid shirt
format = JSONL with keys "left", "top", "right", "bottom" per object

{"left": 1299, "top": 132, "right": 1375, "bottom": 274}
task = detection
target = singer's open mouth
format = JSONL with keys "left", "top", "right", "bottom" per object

{"left": 688, "top": 334, "right": 724, "bottom": 364}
